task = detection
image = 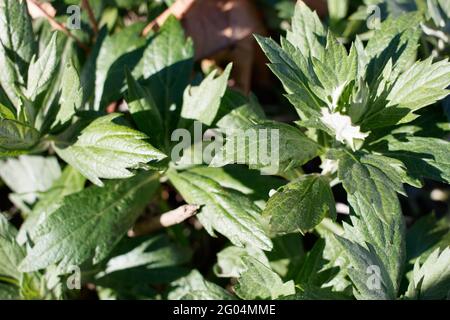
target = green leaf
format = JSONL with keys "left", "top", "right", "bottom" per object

{"left": 310, "top": 33, "right": 357, "bottom": 110}
{"left": 186, "top": 165, "right": 284, "bottom": 209}
{"left": 264, "top": 174, "right": 336, "bottom": 235}
{"left": 286, "top": 1, "right": 326, "bottom": 58}
{"left": 211, "top": 121, "right": 322, "bottom": 174}
{"left": 17, "top": 165, "right": 86, "bottom": 245}
{"left": 365, "top": 12, "right": 422, "bottom": 83}
{"left": 214, "top": 245, "right": 270, "bottom": 278}
{"left": 168, "top": 270, "right": 233, "bottom": 300}
{"left": 98, "top": 235, "right": 190, "bottom": 275}
{"left": 0, "top": 41, "right": 21, "bottom": 107}
{"left": 54, "top": 113, "right": 166, "bottom": 186}
{"left": 266, "top": 234, "right": 305, "bottom": 279}
{"left": 372, "top": 135, "right": 450, "bottom": 184}
{"left": 125, "top": 69, "right": 163, "bottom": 149}
{"left": 141, "top": 16, "right": 194, "bottom": 132}
{"left": 406, "top": 247, "right": 450, "bottom": 300}
{"left": 0, "top": 215, "right": 25, "bottom": 282}
{"left": 167, "top": 168, "right": 272, "bottom": 251}
{"left": 94, "top": 235, "right": 190, "bottom": 298}
{"left": 0, "top": 282, "right": 20, "bottom": 300}
{"left": 26, "top": 33, "right": 58, "bottom": 101}
{"left": 234, "top": 256, "right": 295, "bottom": 300}
{"left": 55, "top": 60, "right": 82, "bottom": 126}
{"left": 0, "top": 155, "right": 61, "bottom": 204}
{"left": 215, "top": 89, "right": 266, "bottom": 132}
{"left": 181, "top": 64, "right": 232, "bottom": 126}
{"left": 289, "top": 283, "right": 351, "bottom": 300}
{"left": 94, "top": 23, "right": 146, "bottom": 110}
{"left": 387, "top": 58, "right": 450, "bottom": 115}
{"left": 406, "top": 214, "right": 450, "bottom": 264}
{"left": 337, "top": 151, "right": 406, "bottom": 299}
{"left": 0, "top": 0, "right": 35, "bottom": 78}
{"left": 19, "top": 172, "right": 160, "bottom": 272}
{"left": 254, "top": 35, "right": 322, "bottom": 120}
{"left": 0, "top": 118, "right": 40, "bottom": 155}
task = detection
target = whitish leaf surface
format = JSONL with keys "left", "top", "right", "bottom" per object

{"left": 0, "top": 0, "right": 35, "bottom": 78}
{"left": 406, "top": 247, "right": 450, "bottom": 300}
{"left": 286, "top": 1, "right": 326, "bottom": 58}
{"left": 235, "top": 256, "right": 295, "bottom": 300}
{"left": 337, "top": 151, "right": 406, "bottom": 299}
{"left": 17, "top": 165, "right": 85, "bottom": 245}
{"left": 0, "top": 215, "right": 25, "bottom": 282}
{"left": 372, "top": 135, "right": 450, "bottom": 184}
{"left": 167, "top": 168, "right": 272, "bottom": 251}
{"left": 0, "top": 155, "right": 61, "bottom": 204}
{"left": 211, "top": 121, "right": 322, "bottom": 174}
{"left": 26, "top": 33, "right": 58, "bottom": 101}
{"left": 214, "top": 245, "right": 270, "bottom": 278}
{"left": 55, "top": 61, "right": 82, "bottom": 126}
{"left": 168, "top": 270, "right": 233, "bottom": 300}
{"left": 54, "top": 113, "right": 166, "bottom": 186}
{"left": 181, "top": 64, "right": 232, "bottom": 126}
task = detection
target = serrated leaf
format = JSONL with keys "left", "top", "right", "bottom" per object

{"left": 264, "top": 174, "right": 336, "bottom": 235}
{"left": 181, "top": 64, "right": 232, "bottom": 126}
{"left": 286, "top": 1, "right": 326, "bottom": 58}
{"left": 0, "top": 118, "right": 40, "bottom": 155}
{"left": 53, "top": 113, "right": 166, "bottom": 186}
{"left": 235, "top": 256, "right": 295, "bottom": 300}
{"left": 406, "top": 247, "right": 450, "bottom": 300}
{"left": 211, "top": 121, "right": 322, "bottom": 175}
{"left": 372, "top": 135, "right": 450, "bottom": 184}
{"left": 0, "top": 0, "right": 35, "bottom": 79}
{"left": 187, "top": 165, "right": 284, "bottom": 209}
{"left": 337, "top": 151, "right": 406, "bottom": 299}
{"left": 365, "top": 12, "right": 422, "bottom": 83}
{"left": 0, "top": 215, "right": 25, "bottom": 282}
{"left": 168, "top": 270, "right": 233, "bottom": 300}
{"left": 214, "top": 245, "right": 270, "bottom": 278}
{"left": 255, "top": 35, "right": 323, "bottom": 120}
{"left": 19, "top": 172, "right": 160, "bottom": 273}
{"left": 310, "top": 34, "right": 357, "bottom": 110}
{"left": 406, "top": 214, "right": 450, "bottom": 264}
{"left": 55, "top": 60, "right": 82, "bottom": 126}
{"left": 0, "top": 155, "right": 61, "bottom": 204}
{"left": 167, "top": 168, "right": 272, "bottom": 251}
{"left": 336, "top": 236, "right": 397, "bottom": 299}
{"left": 17, "top": 165, "right": 85, "bottom": 245}
{"left": 94, "top": 235, "right": 190, "bottom": 298}
{"left": 26, "top": 33, "right": 58, "bottom": 101}
{"left": 99, "top": 235, "right": 190, "bottom": 275}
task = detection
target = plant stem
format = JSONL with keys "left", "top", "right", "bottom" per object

{"left": 129, "top": 204, "right": 200, "bottom": 236}
{"left": 81, "top": 0, "right": 99, "bottom": 34}
{"left": 27, "top": 0, "right": 90, "bottom": 53}
{"left": 141, "top": 0, "right": 196, "bottom": 36}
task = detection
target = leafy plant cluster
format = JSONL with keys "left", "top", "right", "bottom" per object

{"left": 0, "top": 0, "right": 449, "bottom": 300}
